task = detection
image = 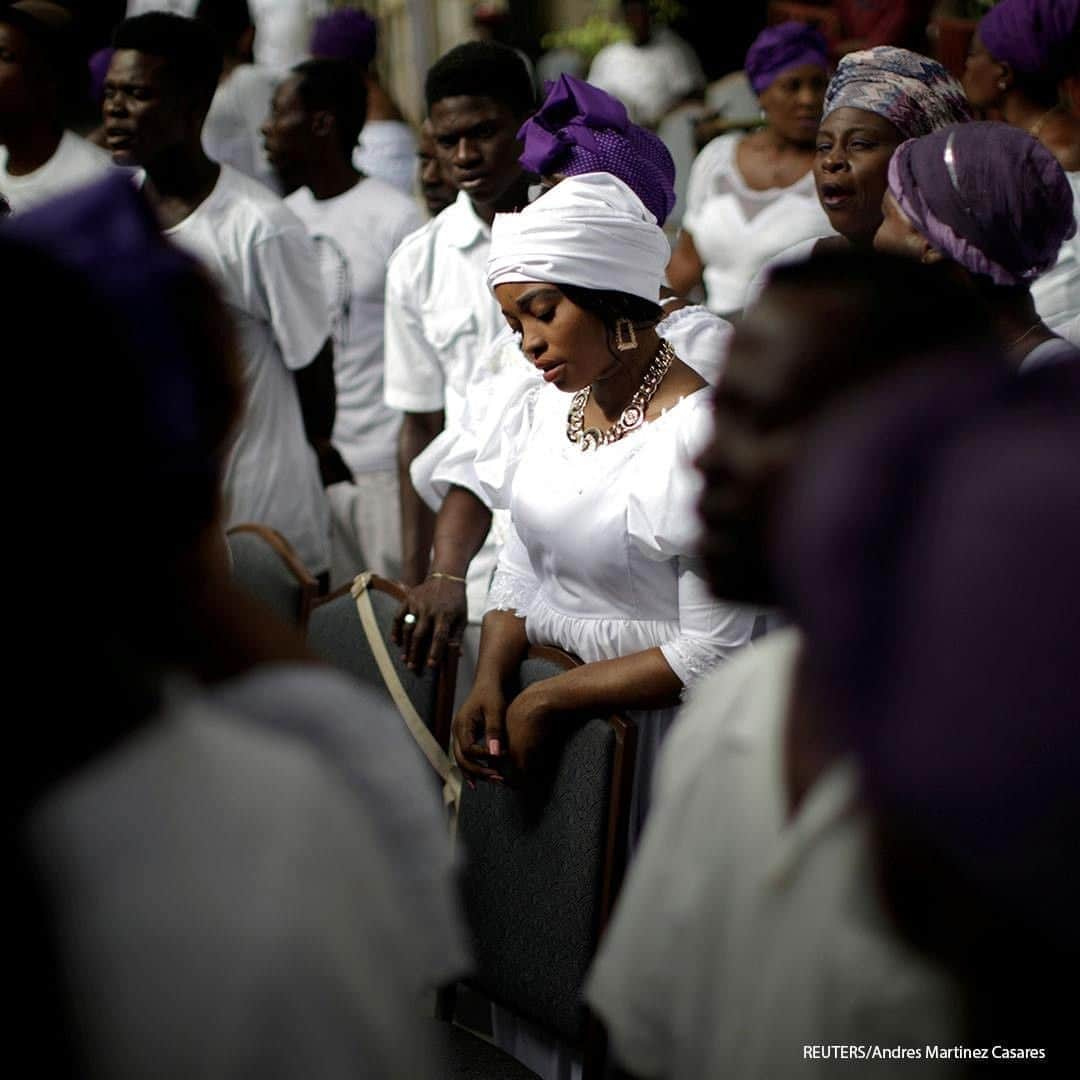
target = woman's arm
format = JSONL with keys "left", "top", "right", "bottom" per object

{"left": 665, "top": 229, "right": 705, "bottom": 297}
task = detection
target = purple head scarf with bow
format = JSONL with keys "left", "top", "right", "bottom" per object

{"left": 744, "top": 21, "right": 830, "bottom": 95}
{"left": 310, "top": 8, "right": 378, "bottom": 66}
{"left": 888, "top": 121, "right": 1076, "bottom": 287}
{"left": 88, "top": 47, "right": 113, "bottom": 105}
{"left": 517, "top": 74, "right": 676, "bottom": 225}
{"left": 980, "top": 0, "right": 1080, "bottom": 81}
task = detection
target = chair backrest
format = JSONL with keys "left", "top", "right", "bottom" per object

{"left": 455, "top": 646, "right": 637, "bottom": 1056}
{"left": 225, "top": 523, "right": 318, "bottom": 630}
{"left": 305, "top": 575, "right": 458, "bottom": 749}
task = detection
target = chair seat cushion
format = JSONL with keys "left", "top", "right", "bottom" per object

{"left": 429, "top": 1020, "right": 541, "bottom": 1080}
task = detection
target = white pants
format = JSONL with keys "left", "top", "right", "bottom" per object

{"left": 327, "top": 471, "right": 402, "bottom": 589}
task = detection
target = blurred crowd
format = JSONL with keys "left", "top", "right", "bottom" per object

{"left": 5, "top": 0, "right": 1078, "bottom": 1077}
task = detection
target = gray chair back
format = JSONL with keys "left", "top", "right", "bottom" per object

{"left": 454, "top": 647, "right": 637, "bottom": 1059}
{"left": 226, "top": 523, "right": 317, "bottom": 630}
{"left": 305, "top": 576, "right": 458, "bottom": 747}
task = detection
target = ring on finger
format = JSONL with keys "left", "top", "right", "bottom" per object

{"left": 403, "top": 612, "right": 417, "bottom": 626}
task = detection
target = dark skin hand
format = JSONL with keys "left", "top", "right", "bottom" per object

{"left": 392, "top": 485, "right": 492, "bottom": 669}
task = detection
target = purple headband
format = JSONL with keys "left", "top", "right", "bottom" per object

{"left": 310, "top": 8, "right": 378, "bottom": 66}
{"left": 517, "top": 74, "right": 676, "bottom": 225}
{"left": 823, "top": 46, "right": 972, "bottom": 140}
{"left": 745, "top": 21, "right": 829, "bottom": 95}
{"left": 980, "top": 0, "right": 1080, "bottom": 81}
{"left": 888, "top": 122, "right": 1076, "bottom": 286}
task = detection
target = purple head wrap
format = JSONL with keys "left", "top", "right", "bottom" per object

{"left": 888, "top": 121, "right": 1077, "bottom": 286}
{"left": 823, "top": 46, "right": 973, "bottom": 139}
{"left": 89, "top": 47, "right": 114, "bottom": 105}
{"left": 980, "top": 0, "right": 1080, "bottom": 81}
{"left": 4, "top": 174, "right": 212, "bottom": 468}
{"left": 517, "top": 74, "right": 676, "bottom": 225}
{"left": 777, "top": 359, "right": 1080, "bottom": 951}
{"left": 310, "top": 8, "right": 378, "bottom": 66}
{"left": 744, "top": 21, "right": 829, "bottom": 95}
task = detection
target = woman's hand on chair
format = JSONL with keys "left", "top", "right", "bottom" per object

{"left": 452, "top": 681, "right": 508, "bottom": 783}
{"left": 393, "top": 575, "right": 468, "bottom": 671}
{"left": 504, "top": 682, "right": 558, "bottom": 775}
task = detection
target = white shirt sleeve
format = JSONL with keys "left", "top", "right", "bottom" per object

{"left": 382, "top": 253, "right": 447, "bottom": 414}
{"left": 485, "top": 519, "right": 540, "bottom": 618}
{"left": 253, "top": 225, "right": 330, "bottom": 371}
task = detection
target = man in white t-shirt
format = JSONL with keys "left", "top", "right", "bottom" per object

{"left": 587, "top": 1, "right": 706, "bottom": 128}
{"left": 0, "top": 2, "right": 113, "bottom": 213}
{"left": 264, "top": 59, "right": 424, "bottom": 585}
{"left": 383, "top": 41, "right": 535, "bottom": 669}
{"left": 105, "top": 11, "right": 348, "bottom": 577}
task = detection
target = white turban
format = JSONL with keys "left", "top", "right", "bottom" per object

{"left": 486, "top": 173, "right": 670, "bottom": 302}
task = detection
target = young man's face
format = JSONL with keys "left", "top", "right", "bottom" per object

{"left": 102, "top": 49, "right": 191, "bottom": 168}
{"left": 262, "top": 74, "right": 318, "bottom": 190}
{"left": 428, "top": 94, "right": 523, "bottom": 209}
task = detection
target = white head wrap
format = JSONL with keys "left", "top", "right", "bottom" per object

{"left": 486, "top": 173, "right": 669, "bottom": 302}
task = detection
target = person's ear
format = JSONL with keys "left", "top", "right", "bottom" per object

{"left": 996, "top": 60, "right": 1014, "bottom": 94}
{"left": 238, "top": 25, "right": 255, "bottom": 64}
{"left": 920, "top": 242, "right": 945, "bottom": 266}
{"left": 312, "top": 109, "right": 334, "bottom": 139}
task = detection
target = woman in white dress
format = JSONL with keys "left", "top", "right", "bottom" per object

{"left": 665, "top": 21, "right": 831, "bottom": 315}
{"left": 452, "top": 173, "right": 757, "bottom": 838}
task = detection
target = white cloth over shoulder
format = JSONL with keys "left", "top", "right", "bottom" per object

{"left": 587, "top": 629, "right": 962, "bottom": 1080}
{"left": 354, "top": 119, "right": 417, "bottom": 196}
{"left": 202, "top": 64, "right": 281, "bottom": 195}
{"left": 683, "top": 133, "right": 833, "bottom": 315}
{"left": 29, "top": 679, "right": 437, "bottom": 1078}
{"left": 488, "top": 173, "right": 670, "bottom": 302}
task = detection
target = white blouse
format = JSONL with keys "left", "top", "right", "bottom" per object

{"left": 473, "top": 378, "right": 757, "bottom": 835}
{"left": 683, "top": 133, "right": 832, "bottom": 316}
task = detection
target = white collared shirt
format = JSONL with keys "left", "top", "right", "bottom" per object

{"left": 383, "top": 190, "right": 507, "bottom": 430}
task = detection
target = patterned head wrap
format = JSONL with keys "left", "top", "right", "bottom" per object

{"left": 488, "top": 173, "right": 669, "bottom": 302}
{"left": 888, "top": 122, "right": 1076, "bottom": 287}
{"left": 823, "top": 46, "right": 973, "bottom": 139}
{"left": 310, "top": 8, "right": 378, "bottom": 66}
{"left": 517, "top": 75, "right": 676, "bottom": 225}
{"left": 980, "top": 0, "right": 1080, "bottom": 81}
{"left": 744, "top": 21, "right": 829, "bottom": 95}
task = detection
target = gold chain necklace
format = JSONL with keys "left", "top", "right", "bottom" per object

{"left": 566, "top": 340, "right": 675, "bottom": 451}
{"left": 1028, "top": 103, "right": 1063, "bottom": 140}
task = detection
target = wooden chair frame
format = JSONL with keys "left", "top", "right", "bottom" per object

{"left": 225, "top": 522, "right": 319, "bottom": 631}
{"left": 438, "top": 644, "right": 638, "bottom": 1080}
{"left": 308, "top": 573, "right": 461, "bottom": 750}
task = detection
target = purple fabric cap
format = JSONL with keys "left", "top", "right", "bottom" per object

{"left": 310, "top": 8, "right": 377, "bottom": 66}
{"left": 89, "top": 47, "right": 114, "bottom": 104}
{"left": 745, "top": 20, "right": 829, "bottom": 95}
{"left": 888, "top": 121, "right": 1076, "bottom": 286}
{"left": 4, "top": 174, "right": 209, "bottom": 465}
{"left": 980, "top": 0, "right": 1080, "bottom": 81}
{"left": 517, "top": 74, "right": 676, "bottom": 225}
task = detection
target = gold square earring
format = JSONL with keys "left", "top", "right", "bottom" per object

{"left": 615, "top": 318, "right": 637, "bottom": 351}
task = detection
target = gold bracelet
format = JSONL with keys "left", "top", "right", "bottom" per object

{"left": 429, "top": 571, "right": 467, "bottom": 584}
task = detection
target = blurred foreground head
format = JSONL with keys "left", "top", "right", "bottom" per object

{"left": 697, "top": 250, "right": 999, "bottom": 607}
{"left": 3, "top": 175, "right": 242, "bottom": 703}
{"left": 778, "top": 358, "right": 1080, "bottom": 1052}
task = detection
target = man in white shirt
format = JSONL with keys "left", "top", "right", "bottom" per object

{"left": 105, "top": 11, "right": 347, "bottom": 577}
{"left": 587, "top": 1, "right": 706, "bottom": 128}
{"left": 383, "top": 41, "right": 535, "bottom": 647}
{"left": 264, "top": 59, "right": 424, "bottom": 584}
{"left": 0, "top": 2, "right": 113, "bottom": 213}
